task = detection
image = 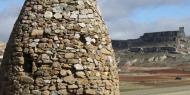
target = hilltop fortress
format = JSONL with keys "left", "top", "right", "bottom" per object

{"left": 113, "top": 27, "right": 190, "bottom": 53}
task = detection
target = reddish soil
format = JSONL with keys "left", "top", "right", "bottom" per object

{"left": 119, "top": 67, "right": 190, "bottom": 82}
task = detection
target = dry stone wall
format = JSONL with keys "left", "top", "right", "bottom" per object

{"left": 0, "top": 0, "right": 119, "bottom": 95}
{"left": 0, "top": 42, "right": 5, "bottom": 64}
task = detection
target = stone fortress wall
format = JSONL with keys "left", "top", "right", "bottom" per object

{"left": 112, "top": 27, "right": 189, "bottom": 53}
{"left": 0, "top": 0, "right": 119, "bottom": 95}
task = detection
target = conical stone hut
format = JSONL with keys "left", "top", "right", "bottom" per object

{"left": 0, "top": 0, "right": 119, "bottom": 95}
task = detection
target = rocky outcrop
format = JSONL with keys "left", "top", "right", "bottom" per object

{"left": 140, "top": 27, "right": 185, "bottom": 43}
{"left": 112, "top": 27, "right": 188, "bottom": 53}
{"left": 129, "top": 47, "right": 177, "bottom": 53}
{"left": 0, "top": 0, "right": 119, "bottom": 95}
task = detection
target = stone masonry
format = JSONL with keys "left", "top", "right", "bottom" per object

{"left": 0, "top": 42, "right": 5, "bottom": 64}
{"left": 0, "top": 0, "right": 119, "bottom": 95}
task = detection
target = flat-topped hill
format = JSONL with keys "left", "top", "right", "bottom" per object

{"left": 112, "top": 27, "right": 190, "bottom": 70}
{"left": 112, "top": 27, "right": 189, "bottom": 53}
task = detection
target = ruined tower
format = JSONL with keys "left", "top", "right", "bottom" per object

{"left": 0, "top": 0, "right": 119, "bottom": 95}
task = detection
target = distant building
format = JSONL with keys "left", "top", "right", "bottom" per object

{"left": 140, "top": 27, "right": 185, "bottom": 42}
{"left": 112, "top": 27, "right": 186, "bottom": 51}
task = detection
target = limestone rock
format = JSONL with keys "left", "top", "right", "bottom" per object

{"left": 60, "top": 70, "right": 67, "bottom": 76}
{"left": 54, "top": 13, "right": 62, "bottom": 19}
{"left": 68, "top": 84, "right": 78, "bottom": 89}
{"left": 63, "top": 76, "right": 76, "bottom": 84}
{"left": 85, "top": 89, "right": 96, "bottom": 95}
{"left": 44, "top": 11, "right": 53, "bottom": 19}
{"left": 76, "top": 71, "right": 86, "bottom": 78}
{"left": 65, "top": 53, "right": 75, "bottom": 59}
{"left": 74, "top": 64, "right": 84, "bottom": 70}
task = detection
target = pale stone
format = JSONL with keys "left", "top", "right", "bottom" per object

{"left": 50, "top": 91, "right": 59, "bottom": 95}
{"left": 78, "top": 23, "right": 86, "bottom": 27}
{"left": 45, "top": 28, "right": 51, "bottom": 34}
{"left": 54, "top": 29, "right": 61, "bottom": 33}
{"left": 79, "top": 15, "right": 88, "bottom": 19}
{"left": 58, "top": 90, "right": 67, "bottom": 95}
{"left": 32, "top": 90, "right": 41, "bottom": 95}
{"left": 88, "top": 14, "right": 94, "bottom": 18}
{"left": 94, "top": 35, "right": 99, "bottom": 38}
{"left": 68, "top": 84, "right": 78, "bottom": 89}
{"left": 54, "top": 13, "right": 62, "bottom": 19}
{"left": 74, "top": 64, "right": 84, "bottom": 70}
{"left": 44, "top": 80, "right": 51, "bottom": 84}
{"left": 107, "top": 56, "right": 113, "bottom": 63}
{"left": 44, "top": 11, "right": 53, "bottom": 19}
{"left": 57, "top": 83, "right": 67, "bottom": 89}
{"left": 49, "top": 85, "right": 56, "bottom": 90}
{"left": 85, "top": 89, "right": 96, "bottom": 94}
{"left": 101, "top": 48, "right": 111, "bottom": 55}
{"left": 70, "top": 14, "right": 78, "bottom": 19}
{"left": 77, "top": 1, "right": 84, "bottom": 5}
{"left": 85, "top": 37, "right": 92, "bottom": 44}
{"left": 63, "top": 76, "right": 76, "bottom": 84}
{"left": 66, "top": 47, "right": 74, "bottom": 50}
{"left": 42, "top": 90, "right": 50, "bottom": 95}
{"left": 29, "top": 42, "right": 38, "bottom": 47}
{"left": 76, "top": 71, "right": 85, "bottom": 78}
{"left": 74, "top": 34, "right": 80, "bottom": 39}
{"left": 54, "top": 36, "right": 59, "bottom": 41}
{"left": 68, "top": 59, "right": 79, "bottom": 64}
{"left": 87, "top": 58, "right": 93, "bottom": 62}
{"left": 60, "top": 70, "right": 67, "bottom": 76}
{"left": 53, "top": 6, "right": 63, "bottom": 13}
{"left": 91, "top": 38, "right": 96, "bottom": 43}
{"left": 65, "top": 53, "right": 75, "bottom": 58}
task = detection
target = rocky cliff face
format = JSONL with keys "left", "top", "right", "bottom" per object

{"left": 112, "top": 28, "right": 190, "bottom": 71}
{"left": 112, "top": 27, "right": 185, "bottom": 50}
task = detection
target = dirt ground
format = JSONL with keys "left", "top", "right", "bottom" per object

{"left": 119, "top": 66, "right": 190, "bottom": 95}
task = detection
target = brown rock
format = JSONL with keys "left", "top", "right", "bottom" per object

{"left": 68, "top": 59, "right": 79, "bottom": 64}
{"left": 63, "top": 75, "right": 76, "bottom": 84}
{"left": 19, "top": 76, "right": 34, "bottom": 84}
{"left": 65, "top": 53, "right": 75, "bottom": 58}
{"left": 85, "top": 89, "right": 96, "bottom": 95}
{"left": 31, "top": 29, "right": 44, "bottom": 37}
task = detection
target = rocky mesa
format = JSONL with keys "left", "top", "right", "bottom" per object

{"left": 112, "top": 27, "right": 190, "bottom": 71}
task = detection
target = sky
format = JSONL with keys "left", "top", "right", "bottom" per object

{"left": 0, "top": 0, "right": 190, "bottom": 42}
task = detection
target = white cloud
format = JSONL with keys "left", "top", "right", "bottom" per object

{"left": 98, "top": 0, "right": 190, "bottom": 40}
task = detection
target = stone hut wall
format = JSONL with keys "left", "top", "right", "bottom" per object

{"left": 0, "top": 0, "right": 119, "bottom": 95}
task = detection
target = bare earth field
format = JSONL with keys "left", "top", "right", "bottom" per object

{"left": 119, "top": 66, "right": 190, "bottom": 95}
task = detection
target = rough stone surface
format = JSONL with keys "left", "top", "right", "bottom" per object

{"left": 0, "top": 42, "right": 5, "bottom": 64}
{"left": 0, "top": 0, "right": 119, "bottom": 95}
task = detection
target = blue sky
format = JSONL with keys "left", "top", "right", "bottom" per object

{"left": 0, "top": 0, "right": 190, "bottom": 41}
{"left": 132, "top": 5, "right": 190, "bottom": 23}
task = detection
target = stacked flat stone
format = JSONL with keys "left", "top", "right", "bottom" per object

{"left": 0, "top": 0, "right": 119, "bottom": 95}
